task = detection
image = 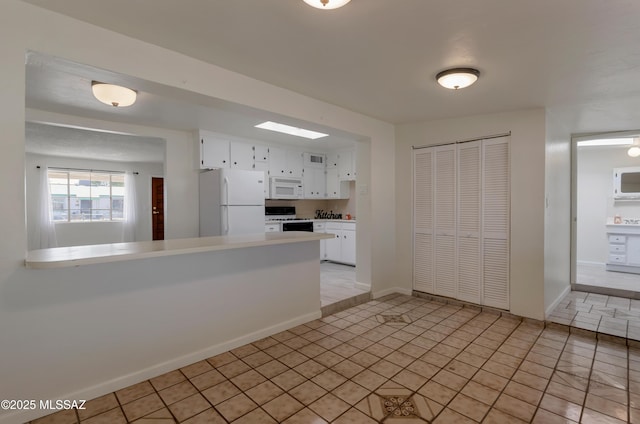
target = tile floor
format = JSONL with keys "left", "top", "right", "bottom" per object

{"left": 30, "top": 293, "right": 640, "bottom": 423}
{"left": 321, "top": 262, "right": 368, "bottom": 307}
{"left": 549, "top": 290, "right": 640, "bottom": 341}
{"left": 576, "top": 263, "right": 640, "bottom": 296}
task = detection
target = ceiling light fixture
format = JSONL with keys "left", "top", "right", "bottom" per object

{"left": 91, "top": 81, "right": 137, "bottom": 107}
{"left": 303, "top": 0, "right": 351, "bottom": 10}
{"left": 255, "top": 121, "right": 329, "bottom": 140}
{"left": 576, "top": 138, "right": 634, "bottom": 147}
{"left": 436, "top": 68, "right": 480, "bottom": 90}
{"left": 628, "top": 147, "right": 640, "bottom": 157}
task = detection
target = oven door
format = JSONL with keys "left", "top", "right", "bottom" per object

{"left": 282, "top": 221, "right": 314, "bottom": 232}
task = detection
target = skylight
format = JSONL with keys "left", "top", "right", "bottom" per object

{"left": 255, "top": 121, "right": 328, "bottom": 140}
{"left": 576, "top": 138, "right": 634, "bottom": 147}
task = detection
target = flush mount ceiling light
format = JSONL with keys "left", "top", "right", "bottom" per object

{"left": 436, "top": 68, "right": 480, "bottom": 90}
{"left": 91, "top": 81, "right": 137, "bottom": 107}
{"left": 303, "top": 0, "right": 351, "bottom": 10}
{"left": 255, "top": 121, "right": 328, "bottom": 140}
{"left": 628, "top": 146, "right": 640, "bottom": 157}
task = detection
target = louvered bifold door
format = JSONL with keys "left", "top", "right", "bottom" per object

{"left": 456, "top": 141, "right": 482, "bottom": 304}
{"left": 482, "top": 137, "right": 510, "bottom": 309}
{"left": 434, "top": 145, "right": 457, "bottom": 298}
{"left": 413, "top": 149, "right": 434, "bottom": 293}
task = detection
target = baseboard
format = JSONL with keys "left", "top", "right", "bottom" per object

{"left": 577, "top": 260, "right": 605, "bottom": 267}
{"left": 3, "top": 310, "right": 321, "bottom": 424}
{"left": 373, "top": 286, "right": 412, "bottom": 299}
{"left": 545, "top": 285, "right": 571, "bottom": 319}
{"left": 355, "top": 281, "right": 371, "bottom": 291}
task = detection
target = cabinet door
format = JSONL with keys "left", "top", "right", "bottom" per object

{"left": 338, "top": 149, "right": 354, "bottom": 180}
{"left": 287, "top": 150, "right": 304, "bottom": 177}
{"left": 456, "top": 141, "right": 482, "bottom": 304}
{"left": 230, "top": 142, "right": 254, "bottom": 169}
{"left": 268, "top": 146, "right": 287, "bottom": 176}
{"left": 326, "top": 151, "right": 339, "bottom": 168}
{"left": 325, "top": 230, "right": 341, "bottom": 261}
{"left": 254, "top": 145, "right": 269, "bottom": 164}
{"left": 341, "top": 229, "right": 356, "bottom": 265}
{"left": 626, "top": 237, "right": 640, "bottom": 265}
{"left": 434, "top": 145, "right": 456, "bottom": 298}
{"left": 201, "top": 136, "right": 230, "bottom": 168}
{"left": 482, "top": 137, "right": 510, "bottom": 310}
{"left": 413, "top": 149, "right": 434, "bottom": 293}
{"left": 312, "top": 168, "right": 326, "bottom": 198}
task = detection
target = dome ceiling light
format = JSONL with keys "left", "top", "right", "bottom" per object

{"left": 436, "top": 68, "right": 480, "bottom": 90}
{"left": 91, "top": 81, "right": 137, "bottom": 107}
{"left": 303, "top": 0, "right": 352, "bottom": 10}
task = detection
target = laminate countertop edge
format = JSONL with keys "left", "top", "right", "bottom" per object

{"left": 25, "top": 232, "right": 334, "bottom": 269}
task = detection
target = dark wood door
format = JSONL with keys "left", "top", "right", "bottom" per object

{"left": 152, "top": 177, "right": 164, "bottom": 240}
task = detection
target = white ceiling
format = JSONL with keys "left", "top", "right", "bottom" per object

{"left": 20, "top": 0, "right": 640, "bottom": 135}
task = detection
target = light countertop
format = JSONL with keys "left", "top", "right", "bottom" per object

{"left": 26, "top": 232, "right": 334, "bottom": 269}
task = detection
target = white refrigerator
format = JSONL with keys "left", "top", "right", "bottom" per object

{"left": 199, "top": 169, "right": 265, "bottom": 236}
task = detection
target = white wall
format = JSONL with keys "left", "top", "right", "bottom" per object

{"left": 395, "top": 109, "right": 547, "bottom": 320}
{"left": 0, "top": 2, "right": 395, "bottom": 422}
{"left": 544, "top": 110, "right": 571, "bottom": 316}
{"left": 576, "top": 146, "right": 640, "bottom": 264}
{"left": 26, "top": 153, "right": 164, "bottom": 248}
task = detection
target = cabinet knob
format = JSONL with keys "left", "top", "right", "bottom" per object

{"left": 234, "top": 161, "right": 237, "bottom": 165}
{"left": 222, "top": 160, "right": 226, "bottom": 163}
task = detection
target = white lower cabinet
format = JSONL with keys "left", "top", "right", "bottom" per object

{"left": 325, "top": 222, "right": 356, "bottom": 265}
{"left": 314, "top": 222, "right": 326, "bottom": 259}
{"left": 265, "top": 223, "right": 281, "bottom": 232}
{"left": 606, "top": 229, "right": 640, "bottom": 273}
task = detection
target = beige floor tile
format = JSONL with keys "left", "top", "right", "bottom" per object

{"left": 263, "top": 393, "right": 305, "bottom": 422}
{"left": 178, "top": 408, "right": 226, "bottom": 424}
{"left": 460, "top": 380, "right": 500, "bottom": 405}
{"left": 241, "top": 351, "right": 273, "bottom": 368}
{"left": 585, "top": 393, "right": 628, "bottom": 421}
{"left": 167, "top": 393, "right": 210, "bottom": 422}
{"left": 532, "top": 408, "right": 578, "bottom": 424}
{"left": 206, "top": 351, "right": 237, "bottom": 367}
{"left": 295, "top": 359, "right": 329, "bottom": 378}
{"left": 256, "top": 359, "right": 290, "bottom": 379}
{"left": 540, "top": 393, "right": 583, "bottom": 422}
{"left": 80, "top": 407, "right": 126, "bottom": 424}
{"left": 333, "top": 407, "right": 377, "bottom": 423}
{"left": 180, "top": 360, "right": 213, "bottom": 379}
{"left": 332, "top": 380, "right": 369, "bottom": 405}
{"left": 201, "top": 380, "right": 240, "bottom": 405}
{"left": 77, "top": 393, "right": 118, "bottom": 421}
{"left": 188, "top": 369, "right": 226, "bottom": 391}
{"left": 158, "top": 380, "right": 197, "bottom": 405}
{"left": 369, "top": 359, "right": 402, "bottom": 378}
{"left": 245, "top": 380, "right": 285, "bottom": 405}
{"left": 448, "top": 393, "right": 489, "bottom": 421}
{"left": 483, "top": 408, "right": 528, "bottom": 424}
{"left": 581, "top": 408, "right": 628, "bottom": 424}
{"left": 272, "top": 369, "right": 307, "bottom": 391}
{"left": 417, "top": 380, "right": 458, "bottom": 405}
{"left": 351, "top": 369, "right": 387, "bottom": 391}
{"left": 309, "top": 393, "right": 351, "bottom": 422}
{"left": 230, "top": 369, "right": 267, "bottom": 391}
{"left": 216, "top": 359, "right": 251, "bottom": 379}
{"left": 312, "top": 369, "right": 347, "bottom": 391}
{"left": 432, "top": 408, "right": 476, "bottom": 423}
{"left": 115, "top": 381, "right": 155, "bottom": 405}
{"left": 282, "top": 407, "right": 328, "bottom": 424}
{"left": 121, "top": 393, "right": 164, "bottom": 422}
{"left": 503, "top": 380, "right": 543, "bottom": 406}
{"left": 31, "top": 409, "right": 78, "bottom": 424}
{"left": 289, "top": 380, "right": 327, "bottom": 405}
{"left": 546, "top": 380, "right": 586, "bottom": 405}
{"left": 470, "top": 369, "right": 508, "bottom": 391}
{"left": 494, "top": 393, "right": 537, "bottom": 421}
{"left": 431, "top": 369, "right": 468, "bottom": 391}
{"left": 215, "top": 393, "right": 258, "bottom": 422}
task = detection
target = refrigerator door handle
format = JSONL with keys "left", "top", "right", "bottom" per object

{"left": 223, "top": 206, "right": 229, "bottom": 235}
{"left": 223, "top": 176, "right": 230, "bottom": 235}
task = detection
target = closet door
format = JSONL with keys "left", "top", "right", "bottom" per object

{"left": 456, "top": 141, "right": 482, "bottom": 304}
{"left": 434, "top": 145, "right": 457, "bottom": 298}
{"left": 482, "top": 137, "right": 510, "bottom": 309}
{"left": 413, "top": 149, "right": 434, "bottom": 293}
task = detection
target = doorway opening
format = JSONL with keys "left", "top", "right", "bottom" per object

{"left": 152, "top": 177, "right": 164, "bottom": 241}
{"left": 573, "top": 131, "right": 640, "bottom": 297}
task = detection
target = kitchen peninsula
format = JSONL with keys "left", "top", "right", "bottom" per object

{"left": 21, "top": 231, "right": 332, "bottom": 415}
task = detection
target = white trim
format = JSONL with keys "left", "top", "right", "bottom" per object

{"left": 355, "top": 281, "right": 371, "bottom": 291}
{"left": 6, "top": 310, "right": 320, "bottom": 424}
{"left": 545, "top": 285, "right": 571, "bottom": 319}
{"left": 373, "top": 287, "right": 412, "bottom": 299}
{"left": 576, "top": 260, "right": 605, "bottom": 267}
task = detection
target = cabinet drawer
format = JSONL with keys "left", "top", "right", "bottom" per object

{"left": 313, "top": 222, "right": 325, "bottom": 231}
{"left": 342, "top": 222, "right": 356, "bottom": 231}
{"left": 610, "top": 244, "right": 626, "bottom": 253}
{"left": 609, "top": 254, "right": 626, "bottom": 264}
{"left": 326, "top": 223, "right": 342, "bottom": 231}
{"left": 609, "top": 235, "right": 626, "bottom": 244}
{"left": 265, "top": 224, "right": 281, "bottom": 232}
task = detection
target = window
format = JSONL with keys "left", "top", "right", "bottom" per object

{"left": 48, "top": 169, "right": 125, "bottom": 222}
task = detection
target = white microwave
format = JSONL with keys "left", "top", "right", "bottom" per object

{"left": 614, "top": 167, "right": 640, "bottom": 199}
{"left": 270, "top": 177, "right": 304, "bottom": 199}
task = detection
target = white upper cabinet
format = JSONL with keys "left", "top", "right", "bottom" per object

{"left": 200, "top": 134, "right": 230, "bottom": 169}
{"left": 338, "top": 148, "right": 356, "bottom": 180}
{"left": 254, "top": 145, "right": 269, "bottom": 164}
{"left": 230, "top": 142, "right": 254, "bottom": 169}
{"left": 268, "top": 147, "right": 303, "bottom": 178}
{"left": 326, "top": 168, "right": 350, "bottom": 199}
{"left": 326, "top": 151, "right": 339, "bottom": 168}
{"left": 304, "top": 168, "right": 326, "bottom": 198}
